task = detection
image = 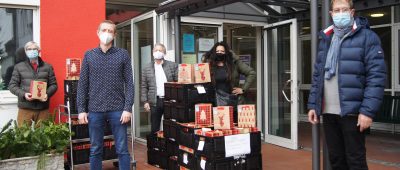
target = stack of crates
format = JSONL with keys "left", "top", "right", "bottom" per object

{"left": 163, "top": 82, "right": 215, "bottom": 170}
{"left": 147, "top": 82, "right": 263, "bottom": 170}
{"left": 147, "top": 82, "right": 215, "bottom": 169}
{"left": 163, "top": 82, "right": 215, "bottom": 122}
{"left": 64, "top": 80, "right": 79, "bottom": 115}
{"left": 146, "top": 132, "right": 168, "bottom": 169}
{"left": 64, "top": 80, "right": 115, "bottom": 165}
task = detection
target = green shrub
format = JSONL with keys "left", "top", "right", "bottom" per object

{"left": 0, "top": 116, "right": 71, "bottom": 160}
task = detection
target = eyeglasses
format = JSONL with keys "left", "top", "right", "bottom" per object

{"left": 332, "top": 7, "right": 351, "bottom": 14}
{"left": 26, "top": 48, "right": 38, "bottom": 51}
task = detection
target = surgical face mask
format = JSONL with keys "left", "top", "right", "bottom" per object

{"left": 99, "top": 32, "right": 114, "bottom": 44}
{"left": 215, "top": 53, "right": 226, "bottom": 61}
{"left": 26, "top": 50, "right": 39, "bottom": 59}
{"left": 153, "top": 51, "right": 164, "bottom": 60}
{"left": 332, "top": 12, "right": 353, "bottom": 29}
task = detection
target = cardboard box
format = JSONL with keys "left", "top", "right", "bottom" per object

{"left": 30, "top": 80, "right": 47, "bottom": 100}
{"left": 194, "top": 63, "right": 211, "bottom": 83}
{"left": 213, "top": 106, "right": 234, "bottom": 130}
{"left": 195, "top": 103, "right": 213, "bottom": 125}
{"left": 238, "top": 105, "right": 256, "bottom": 128}
{"left": 178, "top": 64, "right": 194, "bottom": 83}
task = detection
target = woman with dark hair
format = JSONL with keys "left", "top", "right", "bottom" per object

{"left": 203, "top": 41, "right": 256, "bottom": 116}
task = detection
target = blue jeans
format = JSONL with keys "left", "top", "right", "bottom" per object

{"left": 88, "top": 111, "right": 131, "bottom": 170}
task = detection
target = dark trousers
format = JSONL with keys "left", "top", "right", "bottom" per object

{"left": 323, "top": 114, "right": 368, "bottom": 170}
{"left": 150, "top": 97, "right": 164, "bottom": 134}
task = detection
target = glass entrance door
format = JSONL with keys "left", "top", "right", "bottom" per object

{"left": 264, "top": 19, "right": 298, "bottom": 150}
{"left": 116, "top": 11, "right": 155, "bottom": 141}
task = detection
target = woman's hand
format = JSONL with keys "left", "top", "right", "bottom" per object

{"left": 232, "top": 87, "right": 244, "bottom": 95}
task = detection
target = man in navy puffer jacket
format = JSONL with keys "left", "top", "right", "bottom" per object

{"left": 307, "top": 0, "right": 387, "bottom": 169}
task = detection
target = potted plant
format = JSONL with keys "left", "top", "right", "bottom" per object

{"left": 0, "top": 116, "right": 71, "bottom": 170}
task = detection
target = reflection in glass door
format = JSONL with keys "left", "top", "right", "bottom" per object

{"left": 133, "top": 16, "right": 154, "bottom": 140}
{"left": 264, "top": 19, "right": 298, "bottom": 150}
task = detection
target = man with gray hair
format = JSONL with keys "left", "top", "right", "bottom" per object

{"left": 8, "top": 41, "right": 58, "bottom": 126}
{"left": 141, "top": 43, "right": 178, "bottom": 134}
{"left": 308, "top": 0, "right": 386, "bottom": 169}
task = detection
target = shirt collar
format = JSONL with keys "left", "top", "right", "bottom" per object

{"left": 154, "top": 59, "right": 164, "bottom": 66}
{"left": 95, "top": 46, "right": 116, "bottom": 54}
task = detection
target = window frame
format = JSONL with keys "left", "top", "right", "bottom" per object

{"left": 0, "top": 1, "right": 40, "bottom": 102}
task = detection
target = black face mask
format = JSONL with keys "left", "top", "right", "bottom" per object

{"left": 215, "top": 53, "right": 226, "bottom": 61}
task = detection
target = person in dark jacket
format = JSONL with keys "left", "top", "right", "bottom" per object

{"left": 141, "top": 43, "right": 178, "bottom": 134}
{"left": 203, "top": 41, "right": 256, "bottom": 122}
{"left": 8, "top": 41, "right": 58, "bottom": 126}
{"left": 307, "top": 0, "right": 387, "bottom": 169}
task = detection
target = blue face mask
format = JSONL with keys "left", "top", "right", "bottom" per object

{"left": 26, "top": 50, "right": 39, "bottom": 59}
{"left": 332, "top": 12, "right": 353, "bottom": 29}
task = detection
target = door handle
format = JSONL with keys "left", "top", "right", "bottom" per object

{"left": 282, "top": 79, "right": 292, "bottom": 103}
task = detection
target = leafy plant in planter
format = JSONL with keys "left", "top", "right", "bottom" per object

{"left": 0, "top": 115, "right": 72, "bottom": 170}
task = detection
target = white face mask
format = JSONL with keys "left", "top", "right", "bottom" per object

{"left": 153, "top": 51, "right": 164, "bottom": 60}
{"left": 99, "top": 32, "right": 114, "bottom": 45}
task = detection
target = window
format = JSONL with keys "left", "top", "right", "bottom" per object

{"left": 0, "top": 7, "right": 33, "bottom": 90}
{"left": 398, "top": 29, "right": 400, "bottom": 89}
{"left": 357, "top": 6, "right": 391, "bottom": 26}
{"left": 394, "top": 5, "right": 400, "bottom": 23}
{"left": 180, "top": 24, "right": 219, "bottom": 64}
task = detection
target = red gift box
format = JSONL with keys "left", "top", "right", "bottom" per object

{"left": 66, "top": 58, "right": 81, "bottom": 80}
{"left": 195, "top": 103, "right": 213, "bottom": 126}
{"left": 238, "top": 105, "right": 256, "bottom": 128}
{"left": 213, "top": 106, "right": 234, "bottom": 130}
{"left": 194, "top": 63, "right": 211, "bottom": 83}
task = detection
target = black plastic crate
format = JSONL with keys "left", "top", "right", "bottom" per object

{"left": 64, "top": 80, "right": 79, "bottom": 96}
{"left": 167, "top": 102, "right": 195, "bottom": 123}
{"left": 71, "top": 120, "right": 113, "bottom": 139}
{"left": 174, "top": 83, "right": 215, "bottom": 106}
{"left": 104, "top": 120, "right": 112, "bottom": 136}
{"left": 246, "top": 154, "right": 263, "bottom": 170}
{"left": 164, "top": 101, "right": 174, "bottom": 120}
{"left": 163, "top": 120, "right": 180, "bottom": 141}
{"left": 103, "top": 140, "right": 117, "bottom": 160}
{"left": 176, "top": 104, "right": 195, "bottom": 123}
{"left": 147, "top": 133, "right": 166, "bottom": 151}
{"left": 164, "top": 83, "right": 173, "bottom": 101}
{"left": 166, "top": 138, "right": 179, "bottom": 157}
{"left": 168, "top": 156, "right": 179, "bottom": 170}
{"left": 178, "top": 124, "right": 212, "bottom": 149}
{"left": 71, "top": 124, "right": 89, "bottom": 139}
{"left": 195, "top": 156, "right": 243, "bottom": 170}
{"left": 165, "top": 82, "right": 215, "bottom": 106}
{"left": 64, "top": 95, "right": 78, "bottom": 115}
{"left": 194, "top": 132, "right": 262, "bottom": 159}
{"left": 194, "top": 154, "right": 261, "bottom": 170}
{"left": 177, "top": 147, "right": 196, "bottom": 170}
{"left": 147, "top": 148, "right": 168, "bottom": 169}
{"left": 250, "top": 132, "right": 262, "bottom": 154}
{"left": 67, "top": 142, "right": 91, "bottom": 165}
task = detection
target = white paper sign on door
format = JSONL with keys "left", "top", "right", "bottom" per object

{"left": 224, "top": 133, "right": 251, "bottom": 157}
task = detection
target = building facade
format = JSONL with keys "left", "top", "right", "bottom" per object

{"left": 0, "top": 0, "right": 399, "bottom": 150}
